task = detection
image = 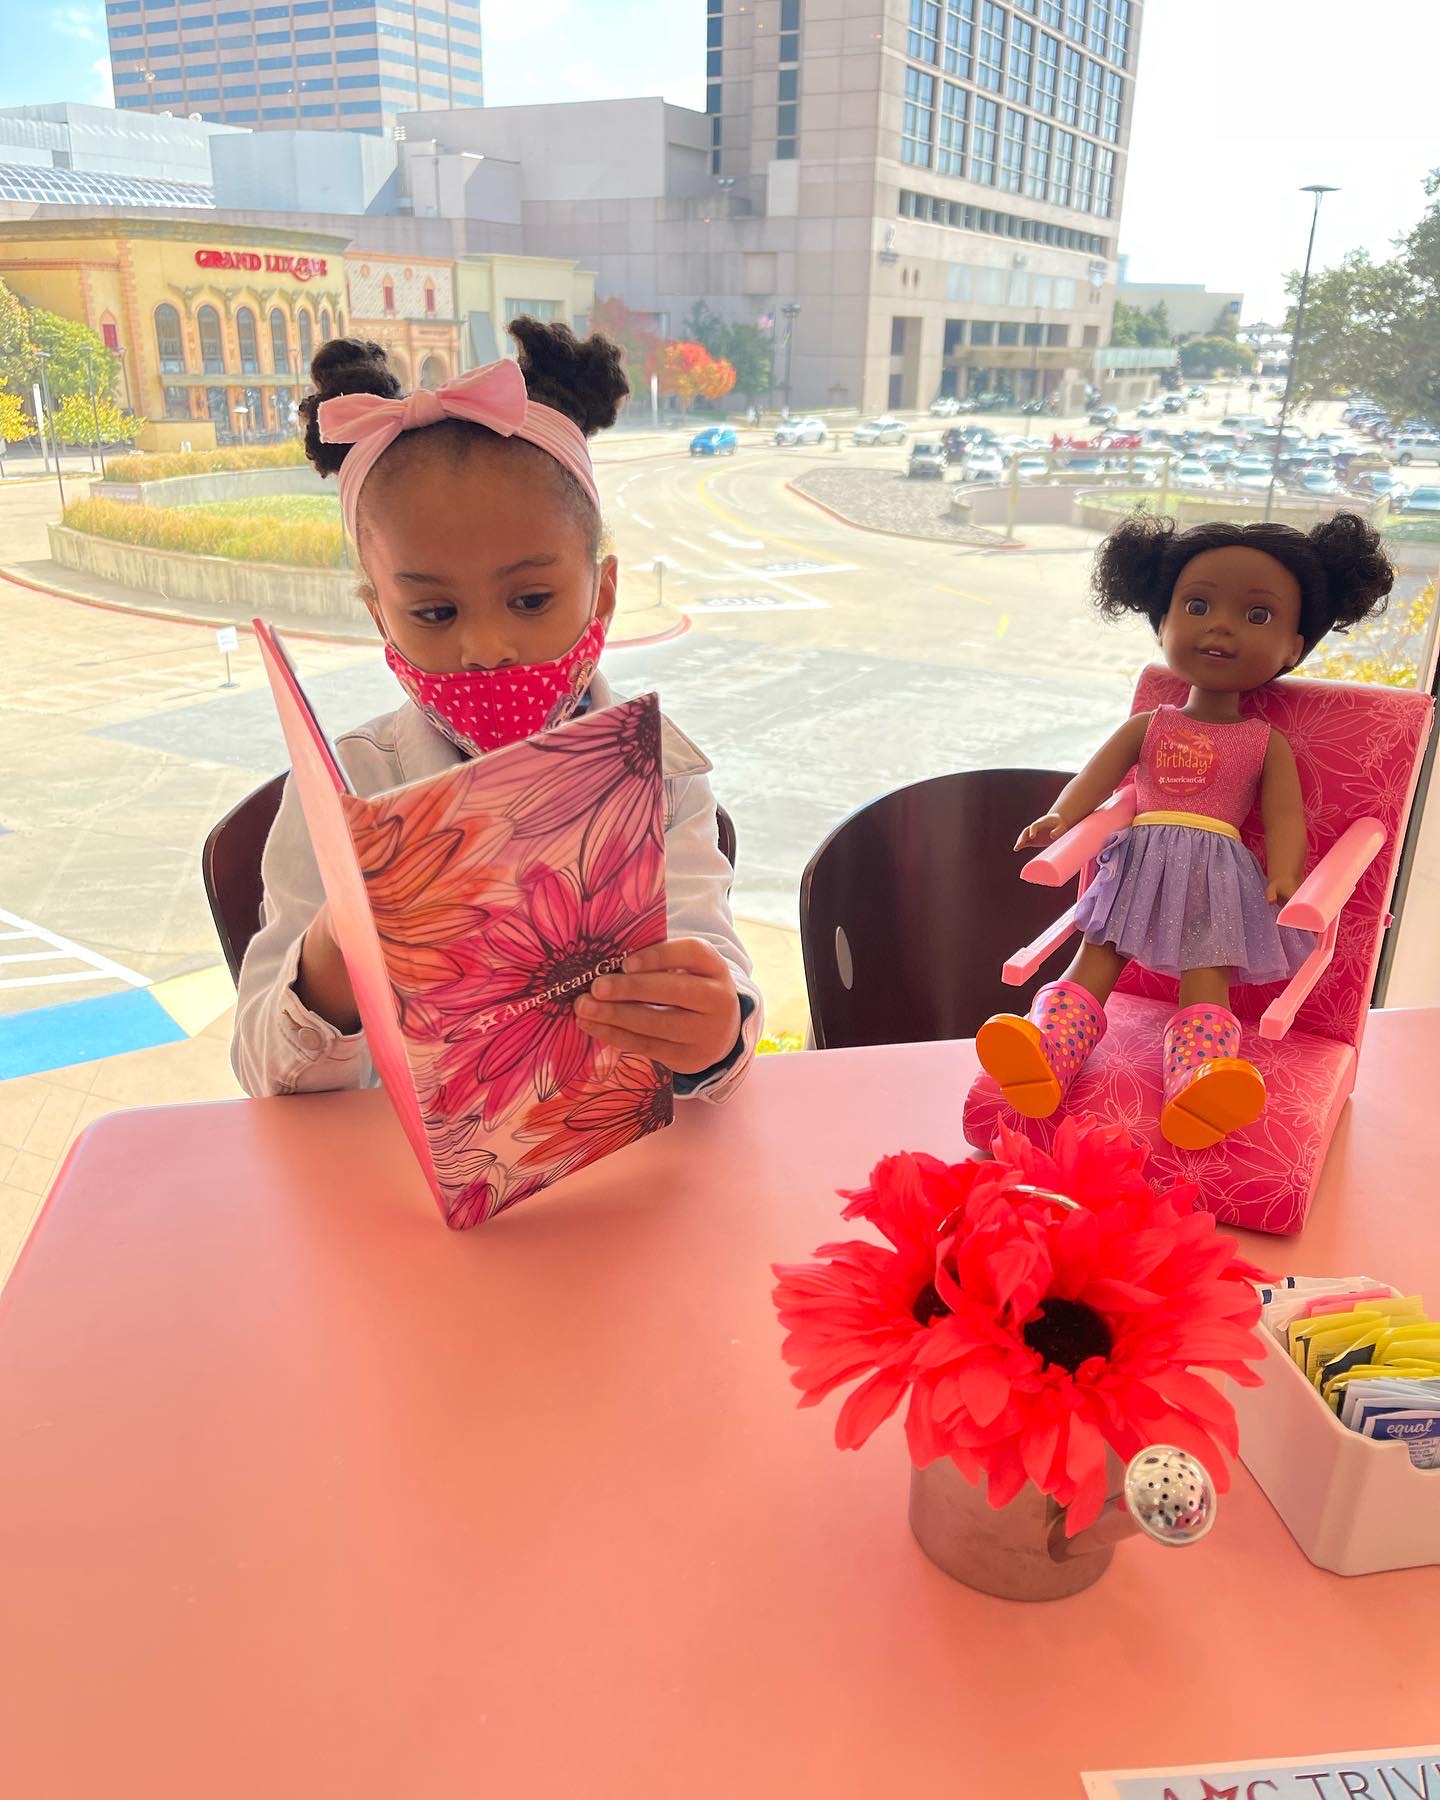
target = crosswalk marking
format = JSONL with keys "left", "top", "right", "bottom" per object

{"left": 0, "top": 907, "right": 147, "bottom": 996}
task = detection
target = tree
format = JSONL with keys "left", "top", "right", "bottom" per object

{"left": 51, "top": 390, "right": 142, "bottom": 447}
{"left": 1109, "top": 299, "right": 1171, "bottom": 347}
{"left": 0, "top": 279, "right": 31, "bottom": 386}
{"left": 1210, "top": 304, "right": 1240, "bottom": 340}
{"left": 1280, "top": 169, "right": 1440, "bottom": 420}
{"left": 24, "top": 307, "right": 116, "bottom": 406}
{"left": 1178, "top": 336, "right": 1258, "bottom": 378}
{"left": 655, "top": 339, "right": 714, "bottom": 414}
{"left": 720, "top": 324, "right": 772, "bottom": 404}
{"left": 0, "top": 381, "right": 33, "bottom": 444}
{"left": 695, "top": 355, "right": 737, "bottom": 404}
{"left": 682, "top": 299, "right": 726, "bottom": 354}
{"left": 590, "top": 294, "right": 660, "bottom": 397}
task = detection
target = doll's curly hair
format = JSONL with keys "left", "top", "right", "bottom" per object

{"left": 1092, "top": 512, "right": 1393, "bottom": 658}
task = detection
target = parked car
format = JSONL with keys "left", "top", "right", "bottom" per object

{"left": 1161, "top": 394, "right": 1188, "bottom": 414}
{"left": 1298, "top": 469, "right": 1343, "bottom": 497}
{"left": 1399, "top": 485, "right": 1440, "bottom": 515}
{"left": 773, "top": 415, "right": 827, "bottom": 446}
{"left": 964, "top": 449, "right": 1006, "bottom": 483}
{"left": 1175, "top": 458, "right": 1214, "bottom": 489}
{"left": 1350, "top": 469, "right": 1409, "bottom": 508}
{"left": 941, "top": 427, "right": 970, "bottom": 460}
{"left": 908, "top": 442, "right": 948, "bottom": 479}
{"left": 1186, "top": 385, "right": 1205, "bottom": 399}
{"left": 1088, "top": 405, "right": 1119, "bottom": 426}
{"left": 853, "top": 414, "right": 908, "bottom": 445}
{"left": 1014, "top": 455, "right": 1050, "bottom": 481}
{"left": 929, "top": 396, "right": 962, "bottom": 417}
{"left": 1062, "top": 455, "right": 1110, "bottom": 476}
{"left": 1137, "top": 398, "right": 1165, "bottom": 419}
{"left": 689, "top": 425, "right": 738, "bottom": 456}
{"left": 1390, "top": 434, "right": 1440, "bottom": 467}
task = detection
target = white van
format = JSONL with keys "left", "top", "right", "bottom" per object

{"left": 1390, "top": 434, "right": 1440, "bottom": 467}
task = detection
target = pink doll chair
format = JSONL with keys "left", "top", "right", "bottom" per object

{"left": 962, "top": 666, "right": 1435, "bottom": 1234}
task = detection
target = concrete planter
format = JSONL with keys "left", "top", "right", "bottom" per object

{"left": 87, "top": 466, "right": 329, "bottom": 508}
{"left": 48, "top": 523, "right": 366, "bottom": 625}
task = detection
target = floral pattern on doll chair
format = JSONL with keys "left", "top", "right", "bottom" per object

{"left": 962, "top": 666, "right": 1435, "bottom": 1234}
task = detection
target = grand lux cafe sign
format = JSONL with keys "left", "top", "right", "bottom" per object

{"left": 194, "top": 248, "right": 328, "bottom": 281}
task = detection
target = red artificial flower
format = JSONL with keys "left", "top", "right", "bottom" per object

{"left": 773, "top": 1117, "right": 1268, "bottom": 1533}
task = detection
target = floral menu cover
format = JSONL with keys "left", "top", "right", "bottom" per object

{"left": 256, "top": 621, "right": 673, "bottom": 1228}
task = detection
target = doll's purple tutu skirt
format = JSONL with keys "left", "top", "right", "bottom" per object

{"left": 1073, "top": 822, "right": 1315, "bottom": 983}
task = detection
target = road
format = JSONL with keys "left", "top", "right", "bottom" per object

{"left": 0, "top": 388, "right": 1403, "bottom": 1037}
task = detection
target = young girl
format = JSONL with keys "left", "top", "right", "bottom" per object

{"left": 975, "top": 511, "right": 1393, "bottom": 1150}
{"left": 233, "top": 321, "right": 762, "bottom": 1103}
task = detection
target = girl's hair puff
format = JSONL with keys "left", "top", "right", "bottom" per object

{"left": 296, "top": 319, "right": 629, "bottom": 553}
{"left": 1092, "top": 510, "right": 1393, "bottom": 657}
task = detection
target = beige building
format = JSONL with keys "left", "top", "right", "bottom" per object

{"left": 0, "top": 216, "right": 348, "bottom": 450}
{"left": 404, "top": 0, "right": 1148, "bottom": 412}
{"left": 346, "top": 251, "right": 461, "bottom": 391}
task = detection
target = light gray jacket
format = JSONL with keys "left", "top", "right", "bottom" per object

{"left": 231, "top": 673, "right": 762, "bottom": 1102}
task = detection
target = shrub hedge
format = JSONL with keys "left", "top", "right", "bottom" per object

{"left": 104, "top": 440, "right": 308, "bottom": 483}
{"left": 63, "top": 496, "right": 345, "bottom": 569}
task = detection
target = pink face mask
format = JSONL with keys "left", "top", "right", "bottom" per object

{"left": 384, "top": 611, "right": 608, "bottom": 758}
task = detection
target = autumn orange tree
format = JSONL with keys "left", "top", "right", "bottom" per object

{"left": 655, "top": 340, "right": 737, "bottom": 415}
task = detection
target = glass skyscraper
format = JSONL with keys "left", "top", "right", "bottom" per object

{"left": 106, "top": 0, "right": 484, "bottom": 137}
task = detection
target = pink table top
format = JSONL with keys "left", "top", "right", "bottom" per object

{"left": 1, "top": 1011, "right": 1436, "bottom": 1799}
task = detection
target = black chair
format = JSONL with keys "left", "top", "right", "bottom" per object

{"left": 202, "top": 772, "right": 287, "bottom": 983}
{"left": 716, "top": 803, "right": 737, "bottom": 873}
{"left": 205, "top": 776, "right": 740, "bottom": 986}
{"left": 799, "top": 769, "right": 1075, "bottom": 1050}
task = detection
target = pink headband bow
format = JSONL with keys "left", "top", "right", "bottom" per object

{"left": 316, "top": 356, "right": 600, "bottom": 540}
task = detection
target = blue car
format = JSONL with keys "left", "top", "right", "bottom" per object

{"left": 690, "top": 426, "right": 738, "bottom": 456}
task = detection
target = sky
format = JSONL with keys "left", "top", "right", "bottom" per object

{"left": 3, "top": 0, "right": 1436, "bottom": 322}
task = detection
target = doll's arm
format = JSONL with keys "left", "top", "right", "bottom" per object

{"left": 1015, "top": 712, "right": 1151, "bottom": 851}
{"left": 1261, "top": 730, "right": 1307, "bottom": 904}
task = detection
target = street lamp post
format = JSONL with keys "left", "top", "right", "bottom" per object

{"left": 35, "top": 351, "right": 64, "bottom": 508}
{"left": 84, "top": 345, "right": 105, "bottom": 477}
{"left": 781, "top": 301, "right": 801, "bottom": 416}
{"left": 1264, "top": 183, "right": 1338, "bottom": 522}
{"left": 1033, "top": 304, "right": 1043, "bottom": 403}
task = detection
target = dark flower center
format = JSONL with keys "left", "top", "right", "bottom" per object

{"left": 1023, "top": 1298, "right": 1113, "bottom": 1373}
{"left": 911, "top": 1280, "right": 952, "bottom": 1326}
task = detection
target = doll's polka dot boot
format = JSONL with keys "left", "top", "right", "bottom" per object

{"left": 976, "top": 980, "right": 1107, "bottom": 1119}
{"left": 1159, "top": 1004, "right": 1266, "bottom": 1150}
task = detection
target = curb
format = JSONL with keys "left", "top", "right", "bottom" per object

{"left": 0, "top": 565, "right": 693, "bottom": 651}
{"left": 784, "top": 478, "right": 1024, "bottom": 552}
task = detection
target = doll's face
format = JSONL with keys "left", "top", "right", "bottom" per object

{"left": 1157, "top": 546, "right": 1305, "bottom": 694}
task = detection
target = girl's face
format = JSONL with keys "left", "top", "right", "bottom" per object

{"left": 1157, "top": 545, "right": 1305, "bottom": 694}
{"left": 359, "top": 447, "right": 616, "bottom": 674}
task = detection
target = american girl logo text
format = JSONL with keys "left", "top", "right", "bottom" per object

{"left": 470, "top": 955, "right": 626, "bottom": 1037}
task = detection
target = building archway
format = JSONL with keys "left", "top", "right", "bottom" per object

{"left": 419, "top": 353, "right": 448, "bottom": 390}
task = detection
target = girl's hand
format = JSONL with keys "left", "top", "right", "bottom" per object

{"left": 1267, "top": 873, "right": 1303, "bottom": 906}
{"left": 1015, "top": 811, "right": 1067, "bottom": 852}
{"left": 575, "top": 938, "right": 742, "bottom": 1075}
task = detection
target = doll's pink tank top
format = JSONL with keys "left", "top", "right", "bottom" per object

{"left": 1133, "top": 704, "right": 1270, "bottom": 831}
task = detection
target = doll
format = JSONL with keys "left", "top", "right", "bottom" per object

{"left": 976, "top": 511, "right": 1394, "bottom": 1150}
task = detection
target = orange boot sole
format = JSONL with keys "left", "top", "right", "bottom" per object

{"left": 1160, "top": 1057, "right": 1266, "bottom": 1150}
{"left": 975, "top": 1014, "right": 1063, "bottom": 1119}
